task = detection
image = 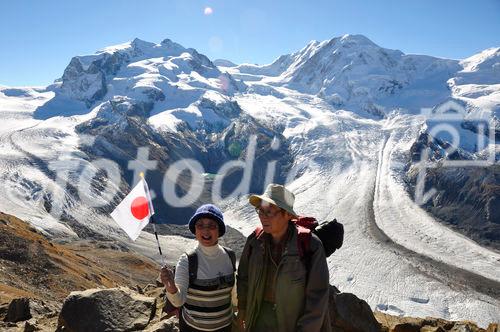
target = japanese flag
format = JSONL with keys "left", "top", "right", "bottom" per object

{"left": 110, "top": 178, "right": 154, "bottom": 241}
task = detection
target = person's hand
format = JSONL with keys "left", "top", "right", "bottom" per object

{"left": 160, "top": 266, "right": 177, "bottom": 294}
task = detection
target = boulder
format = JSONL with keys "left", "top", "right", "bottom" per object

{"left": 23, "top": 318, "right": 40, "bottom": 332}
{"left": 144, "top": 317, "right": 180, "bottom": 332}
{"left": 0, "top": 298, "right": 60, "bottom": 323}
{"left": 374, "top": 311, "right": 489, "bottom": 332}
{"left": 393, "top": 322, "right": 421, "bottom": 332}
{"left": 487, "top": 324, "right": 499, "bottom": 332}
{"left": 0, "top": 321, "right": 19, "bottom": 331}
{"left": 4, "top": 298, "right": 31, "bottom": 323}
{"left": 0, "top": 303, "right": 8, "bottom": 319}
{"left": 57, "top": 287, "right": 156, "bottom": 332}
{"left": 328, "top": 285, "right": 380, "bottom": 332}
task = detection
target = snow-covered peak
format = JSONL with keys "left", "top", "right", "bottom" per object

{"left": 460, "top": 47, "right": 500, "bottom": 73}
{"left": 446, "top": 47, "right": 500, "bottom": 118}
{"left": 275, "top": 35, "right": 460, "bottom": 114}
{"left": 96, "top": 37, "right": 187, "bottom": 62}
{"left": 57, "top": 37, "right": 245, "bottom": 108}
{"left": 226, "top": 34, "right": 462, "bottom": 115}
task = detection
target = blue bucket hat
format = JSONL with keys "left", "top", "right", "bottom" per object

{"left": 188, "top": 204, "right": 226, "bottom": 237}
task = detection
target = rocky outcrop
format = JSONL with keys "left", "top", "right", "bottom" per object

{"left": 407, "top": 129, "right": 500, "bottom": 251}
{"left": 144, "top": 317, "right": 179, "bottom": 332}
{"left": 375, "top": 311, "right": 499, "bottom": 332}
{"left": 1, "top": 298, "right": 58, "bottom": 331}
{"left": 57, "top": 287, "right": 156, "bottom": 332}
{"left": 4, "top": 298, "right": 32, "bottom": 323}
{"left": 1, "top": 285, "right": 498, "bottom": 332}
{"left": 329, "top": 285, "right": 380, "bottom": 332}
{"left": 60, "top": 57, "right": 108, "bottom": 107}
{"left": 74, "top": 94, "right": 293, "bottom": 226}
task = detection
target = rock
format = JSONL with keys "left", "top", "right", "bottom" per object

{"left": 393, "top": 322, "right": 421, "bottom": 332}
{"left": 23, "top": 318, "right": 39, "bottom": 332}
{"left": 0, "top": 302, "right": 9, "bottom": 319}
{"left": 144, "top": 317, "right": 180, "bottom": 332}
{"left": 374, "top": 311, "right": 489, "bottom": 332}
{"left": 0, "top": 320, "right": 20, "bottom": 331}
{"left": 487, "top": 323, "right": 499, "bottom": 332}
{"left": 374, "top": 311, "right": 424, "bottom": 330}
{"left": 421, "top": 326, "right": 446, "bottom": 332}
{"left": 60, "top": 57, "right": 108, "bottom": 107}
{"left": 4, "top": 298, "right": 31, "bottom": 322}
{"left": 144, "top": 283, "right": 161, "bottom": 293}
{"left": 3, "top": 297, "right": 57, "bottom": 323}
{"left": 329, "top": 286, "right": 380, "bottom": 332}
{"left": 57, "top": 287, "right": 156, "bottom": 332}
{"left": 450, "top": 323, "right": 477, "bottom": 332}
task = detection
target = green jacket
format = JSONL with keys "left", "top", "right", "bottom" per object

{"left": 237, "top": 223, "right": 331, "bottom": 332}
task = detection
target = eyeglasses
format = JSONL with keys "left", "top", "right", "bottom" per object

{"left": 195, "top": 222, "right": 218, "bottom": 230}
{"left": 255, "top": 207, "right": 281, "bottom": 218}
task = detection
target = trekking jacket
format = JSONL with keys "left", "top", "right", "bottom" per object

{"left": 237, "top": 222, "right": 331, "bottom": 332}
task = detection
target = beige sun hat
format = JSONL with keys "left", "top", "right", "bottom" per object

{"left": 249, "top": 183, "right": 298, "bottom": 217}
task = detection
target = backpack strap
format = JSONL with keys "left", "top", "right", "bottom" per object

{"left": 254, "top": 226, "right": 264, "bottom": 238}
{"left": 187, "top": 251, "right": 198, "bottom": 284}
{"left": 187, "top": 247, "right": 236, "bottom": 284}
{"left": 222, "top": 246, "right": 237, "bottom": 272}
{"left": 296, "top": 225, "right": 312, "bottom": 259}
{"left": 255, "top": 224, "right": 312, "bottom": 260}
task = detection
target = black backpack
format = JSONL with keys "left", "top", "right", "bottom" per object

{"left": 254, "top": 217, "right": 344, "bottom": 259}
{"left": 313, "top": 218, "right": 344, "bottom": 257}
{"left": 162, "top": 246, "right": 236, "bottom": 317}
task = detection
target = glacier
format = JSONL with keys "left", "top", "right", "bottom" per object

{"left": 0, "top": 34, "right": 499, "bottom": 326}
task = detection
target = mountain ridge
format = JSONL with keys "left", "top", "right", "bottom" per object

{"left": 0, "top": 34, "right": 499, "bottom": 325}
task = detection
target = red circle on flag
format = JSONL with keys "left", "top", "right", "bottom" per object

{"left": 131, "top": 196, "right": 149, "bottom": 220}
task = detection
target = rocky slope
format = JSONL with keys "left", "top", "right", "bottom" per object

{"left": 1, "top": 284, "right": 498, "bottom": 331}
{"left": 0, "top": 211, "right": 159, "bottom": 305}
{"left": 0, "top": 212, "right": 498, "bottom": 331}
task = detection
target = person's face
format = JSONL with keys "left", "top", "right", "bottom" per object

{"left": 255, "top": 201, "right": 291, "bottom": 237}
{"left": 195, "top": 217, "right": 219, "bottom": 247}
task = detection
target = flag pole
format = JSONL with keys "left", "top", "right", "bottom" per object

{"left": 140, "top": 172, "right": 165, "bottom": 262}
{"left": 151, "top": 215, "right": 163, "bottom": 256}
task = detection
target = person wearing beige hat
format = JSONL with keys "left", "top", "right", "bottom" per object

{"left": 236, "top": 184, "right": 331, "bottom": 332}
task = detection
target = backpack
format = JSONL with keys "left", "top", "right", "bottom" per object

{"left": 254, "top": 216, "right": 344, "bottom": 260}
{"left": 162, "top": 246, "right": 236, "bottom": 317}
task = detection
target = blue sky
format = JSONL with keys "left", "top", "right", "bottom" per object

{"left": 1, "top": 0, "right": 499, "bottom": 86}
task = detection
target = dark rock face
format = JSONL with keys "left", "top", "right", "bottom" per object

{"left": 3, "top": 298, "right": 31, "bottom": 323}
{"left": 328, "top": 285, "right": 381, "bottom": 332}
{"left": 57, "top": 287, "right": 156, "bottom": 332}
{"left": 407, "top": 131, "right": 500, "bottom": 251}
{"left": 3, "top": 298, "right": 57, "bottom": 324}
{"left": 486, "top": 196, "right": 500, "bottom": 224}
{"left": 60, "top": 57, "right": 108, "bottom": 107}
{"left": 72, "top": 95, "right": 293, "bottom": 226}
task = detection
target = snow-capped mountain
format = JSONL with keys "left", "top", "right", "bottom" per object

{"left": 224, "top": 35, "right": 465, "bottom": 116}
{"left": 0, "top": 35, "right": 499, "bottom": 326}
{"left": 56, "top": 38, "right": 244, "bottom": 116}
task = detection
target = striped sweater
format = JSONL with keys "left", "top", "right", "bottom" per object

{"left": 166, "top": 244, "right": 235, "bottom": 331}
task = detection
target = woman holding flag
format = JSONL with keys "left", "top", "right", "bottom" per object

{"left": 160, "top": 204, "right": 236, "bottom": 332}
